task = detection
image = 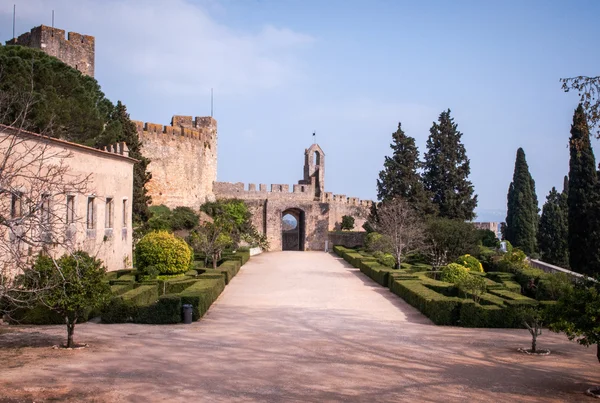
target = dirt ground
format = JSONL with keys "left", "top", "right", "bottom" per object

{"left": 0, "top": 252, "right": 598, "bottom": 402}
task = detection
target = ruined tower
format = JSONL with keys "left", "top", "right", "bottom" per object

{"left": 6, "top": 25, "right": 95, "bottom": 77}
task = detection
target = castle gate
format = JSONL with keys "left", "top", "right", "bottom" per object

{"left": 282, "top": 208, "right": 306, "bottom": 251}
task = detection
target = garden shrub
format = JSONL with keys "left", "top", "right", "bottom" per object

{"left": 455, "top": 275, "right": 487, "bottom": 303}
{"left": 101, "top": 285, "right": 159, "bottom": 323}
{"left": 134, "top": 295, "right": 182, "bottom": 324}
{"left": 440, "top": 263, "right": 470, "bottom": 283}
{"left": 365, "top": 232, "right": 392, "bottom": 253}
{"left": 216, "top": 260, "right": 241, "bottom": 284}
{"left": 455, "top": 254, "right": 483, "bottom": 272}
{"left": 135, "top": 231, "right": 193, "bottom": 275}
{"left": 390, "top": 279, "right": 462, "bottom": 325}
{"left": 170, "top": 206, "right": 200, "bottom": 230}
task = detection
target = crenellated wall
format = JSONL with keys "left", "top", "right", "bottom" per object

{"left": 7, "top": 25, "right": 95, "bottom": 77}
{"left": 134, "top": 115, "right": 217, "bottom": 210}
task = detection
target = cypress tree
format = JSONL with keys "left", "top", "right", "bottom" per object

{"left": 377, "top": 122, "right": 434, "bottom": 215}
{"left": 505, "top": 148, "right": 539, "bottom": 255}
{"left": 567, "top": 105, "right": 600, "bottom": 275}
{"left": 538, "top": 187, "right": 569, "bottom": 267}
{"left": 423, "top": 109, "right": 477, "bottom": 220}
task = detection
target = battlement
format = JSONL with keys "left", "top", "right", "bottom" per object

{"left": 133, "top": 116, "right": 217, "bottom": 143}
{"left": 101, "top": 142, "right": 130, "bottom": 157}
{"left": 6, "top": 25, "right": 95, "bottom": 77}
{"left": 322, "top": 192, "right": 373, "bottom": 207}
{"left": 213, "top": 182, "right": 314, "bottom": 196}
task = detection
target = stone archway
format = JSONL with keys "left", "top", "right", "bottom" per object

{"left": 282, "top": 208, "right": 305, "bottom": 251}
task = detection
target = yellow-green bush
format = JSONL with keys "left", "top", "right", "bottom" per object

{"left": 456, "top": 254, "right": 483, "bottom": 272}
{"left": 135, "top": 231, "right": 192, "bottom": 275}
{"left": 440, "top": 263, "right": 470, "bottom": 283}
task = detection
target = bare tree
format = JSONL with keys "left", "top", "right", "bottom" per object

{"left": 0, "top": 67, "right": 89, "bottom": 314}
{"left": 561, "top": 76, "right": 600, "bottom": 138}
{"left": 376, "top": 197, "right": 424, "bottom": 269}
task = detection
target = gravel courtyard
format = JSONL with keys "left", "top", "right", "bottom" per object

{"left": 0, "top": 251, "right": 598, "bottom": 402}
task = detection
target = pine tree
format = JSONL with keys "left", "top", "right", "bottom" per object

{"left": 505, "top": 148, "right": 539, "bottom": 255}
{"left": 422, "top": 109, "right": 477, "bottom": 220}
{"left": 97, "top": 102, "right": 152, "bottom": 223}
{"left": 567, "top": 105, "right": 600, "bottom": 275}
{"left": 377, "top": 122, "right": 434, "bottom": 215}
{"left": 538, "top": 187, "right": 569, "bottom": 267}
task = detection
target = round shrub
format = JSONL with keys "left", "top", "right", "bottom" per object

{"left": 135, "top": 231, "right": 192, "bottom": 275}
{"left": 456, "top": 254, "right": 483, "bottom": 272}
{"left": 440, "top": 263, "right": 470, "bottom": 283}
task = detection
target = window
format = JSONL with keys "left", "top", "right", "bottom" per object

{"left": 105, "top": 198, "right": 114, "bottom": 229}
{"left": 41, "top": 194, "right": 51, "bottom": 225}
{"left": 86, "top": 197, "right": 95, "bottom": 229}
{"left": 10, "top": 192, "right": 23, "bottom": 219}
{"left": 66, "top": 195, "right": 75, "bottom": 224}
{"left": 122, "top": 199, "right": 128, "bottom": 227}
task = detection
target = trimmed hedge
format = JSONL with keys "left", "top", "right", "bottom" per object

{"left": 180, "top": 277, "right": 226, "bottom": 321}
{"left": 217, "top": 260, "right": 241, "bottom": 284}
{"left": 335, "top": 244, "right": 545, "bottom": 328}
{"left": 101, "top": 285, "right": 159, "bottom": 323}
{"left": 390, "top": 279, "right": 461, "bottom": 325}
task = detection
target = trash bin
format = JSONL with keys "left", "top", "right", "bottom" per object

{"left": 182, "top": 304, "right": 193, "bottom": 324}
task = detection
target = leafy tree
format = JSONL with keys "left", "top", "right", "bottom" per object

{"left": 455, "top": 274, "right": 487, "bottom": 304}
{"left": 423, "top": 109, "right": 477, "bottom": 220}
{"left": 425, "top": 218, "right": 478, "bottom": 268}
{"left": 567, "top": 105, "right": 600, "bottom": 275}
{"left": 538, "top": 187, "right": 569, "bottom": 267}
{"left": 550, "top": 276, "right": 600, "bottom": 362}
{"left": 374, "top": 197, "right": 424, "bottom": 269}
{"left": 476, "top": 229, "right": 500, "bottom": 248}
{"left": 188, "top": 222, "right": 233, "bottom": 269}
{"left": 30, "top": 252, "right": 111, "bottom": 348}
{"left": 135, "top": 231, "right": 193, "bottom": 275}
{"left": 201, "top": 199, "right": 253, "bottom": 246}
{"left": 505, "top": 148, "right": 539, "bottom": 255}
{"left": 0, "top": 46, "right": 152, "bottom": 223}
{"left": 171, "top": 207, "right": 200, "bottom": 231}
{"left": 377, "top": 122, "right": 434, "bottom": 214}
{"left": 341, "top": 215, "right": 355, "bottom": 230}
{"left": 520, "top": 307, "right": 545, "bottom": 354}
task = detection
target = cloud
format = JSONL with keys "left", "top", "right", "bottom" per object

{"left": 3, "top": 0, "right": 314, "bottom": 97}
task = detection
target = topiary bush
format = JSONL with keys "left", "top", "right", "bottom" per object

{"left": 456, "top": 254, "right": 483, "bottom": 272}
{"left": 373, "top": 251, "right": 396, "bottom": 268}
{"left": 135, "top": 231, "right": 192, "bottom": 275}
{"left": 440, "top": 263, "right": 470, "bottom": 283}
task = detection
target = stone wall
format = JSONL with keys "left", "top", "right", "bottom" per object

{"left": 7, "top": 25, "right": 95, "bottom": 77}
{"left": 134, "top": 116, "right": 217, "bottom": 210}
{"left": 328, "top": 232, "right": 366, "bottom": 249}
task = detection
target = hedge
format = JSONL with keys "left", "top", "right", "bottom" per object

{"left": 179, "top": 277, "right": 226, "bottom": 321}
{"left": 101, "top": 285, "right": 159, "bottom": 323}
{"left": 334, "top": 244, "right": 545, "bottom": 328}
{"left": 390, "top": 279, "right": 462, "bottom": 325}
{"left": 217, "top": 260, "right": 241, "bottom": 284}
{"left": 134, "top": 295, "right": 182, "bottom": 324}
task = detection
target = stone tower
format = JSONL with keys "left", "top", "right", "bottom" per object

{"left": 301, "top": 144, "right": 325, "bottom": 199}
{"left": 6, "top": 25, "right": 95, "bottom": 77}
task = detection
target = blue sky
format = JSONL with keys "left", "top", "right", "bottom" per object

{"left": 2, "top": 0, "right": 599, "bottom": 221}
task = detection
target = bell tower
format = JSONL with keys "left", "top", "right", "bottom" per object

{"left": 301, "top": 144, "right": 325, "bottom": 199}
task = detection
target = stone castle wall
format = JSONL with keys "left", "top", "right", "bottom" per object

{"left": 214, "top": 180, "right": 372, "bottom": 250}
{"left": 7, "top": 25, "right": 95, "bottom": 77}
{"left": 133, "top": 116, "right": 218, "bottom": 210}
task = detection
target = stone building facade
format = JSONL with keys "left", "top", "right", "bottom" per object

{"left": 0, "top": 124, "right": 134, "bottom": 272}
{"left": 6, "top": 25, "right": 95, "bottom": 77}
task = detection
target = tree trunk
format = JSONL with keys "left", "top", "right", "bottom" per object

{"left": 66, "top": 319, "right": 76, "bottom": 348}
{"left": 212, "top": 253, "right": 218, "bottom": 269}
{"left": 531, "top": 333, "right": 537, "bottom": 353}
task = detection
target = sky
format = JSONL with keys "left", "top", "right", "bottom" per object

{"left": 1, "top": 0, "right": 599, "bottom": 222}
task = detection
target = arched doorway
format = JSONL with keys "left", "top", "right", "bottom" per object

{"left": 282, "top": 208, "right": 305, "bottom": 251}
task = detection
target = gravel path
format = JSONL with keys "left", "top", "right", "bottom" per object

{"left": 0, "top": 251, "right": 597, "bottom": 402}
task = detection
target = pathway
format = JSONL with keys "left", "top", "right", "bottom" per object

{"left": 0, "top": 252, "right": 597, "bottom": 402}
